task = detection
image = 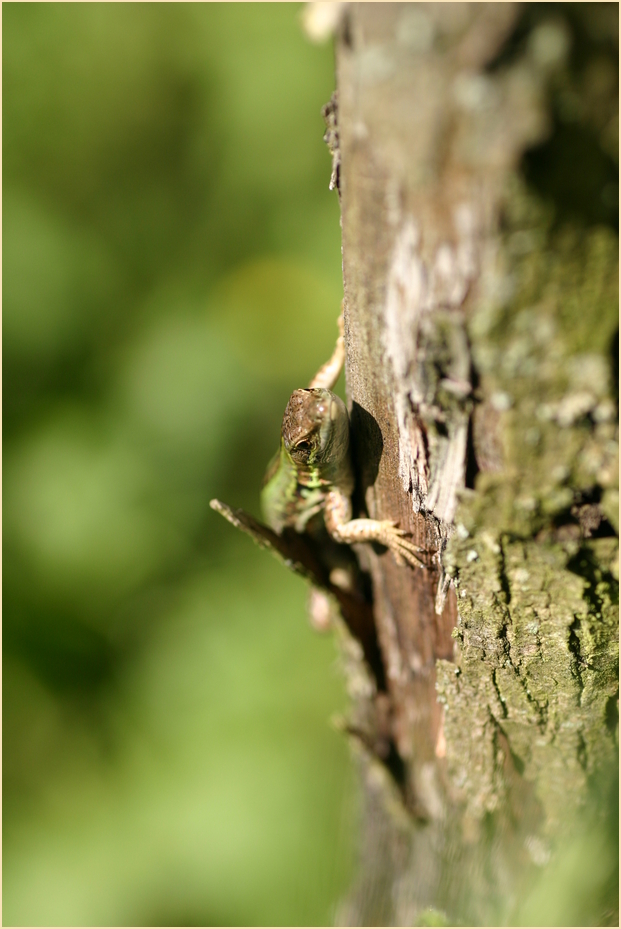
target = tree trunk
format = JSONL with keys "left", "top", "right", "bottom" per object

{"left": 331, "top": 3, "right": 618, "bottom": 924}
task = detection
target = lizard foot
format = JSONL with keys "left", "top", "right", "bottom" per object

{"left": 373, "top": 521, "right": 425, "bottom": 568}
{"left": 332, "top": 518, "right": 425, "bottom": 569}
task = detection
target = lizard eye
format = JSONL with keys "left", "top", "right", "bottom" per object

{"left": 296, "top": 441, "right": 311, "bottom": 451}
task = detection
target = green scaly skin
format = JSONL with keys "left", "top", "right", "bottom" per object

{"left": 261, "top": 388, "right": 353, "bottom": 535}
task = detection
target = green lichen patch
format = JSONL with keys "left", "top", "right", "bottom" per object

{"left": 439, "top": 533, "right": 618, "bottom": 837}
{"left": 468, "top": 187, "right": 618, "bottom": 538}
{"left": 440, "top": 172, "right": 618, "bottom": 838}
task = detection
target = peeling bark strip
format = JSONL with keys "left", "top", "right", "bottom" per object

{"left": 334, "top": 3, "right": 618, "bottom": 924}
{"left": 384, "top": 214, "right": 474, "bottom": 525}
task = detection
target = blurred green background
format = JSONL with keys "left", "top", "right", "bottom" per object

{"left": 3, "top": 4, "right": 356, "bottom": 925}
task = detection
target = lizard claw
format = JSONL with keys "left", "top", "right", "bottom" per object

{"left": 332, "top": 519, "right": 425, "bottom": 568}
{"left": 375, "top": 521, "right": 425, "bottom": 569}
{"left": 331, "top": 517, "right": 426, "bottom": 569}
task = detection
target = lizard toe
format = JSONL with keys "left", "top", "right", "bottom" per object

{"left": 392, "top": 536, "right": 425, "bottom": 568}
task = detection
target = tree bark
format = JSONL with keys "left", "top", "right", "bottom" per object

{"left": 331, "top": 3, "right": 618, "bottom": 924}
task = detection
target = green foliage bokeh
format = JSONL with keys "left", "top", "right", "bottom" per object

{"left": 3, "top": 4, "right": 355, "bottom": 925}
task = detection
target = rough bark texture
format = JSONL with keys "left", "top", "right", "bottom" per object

{"left": 332, "top": 3, "right": 618, "bottom": 924}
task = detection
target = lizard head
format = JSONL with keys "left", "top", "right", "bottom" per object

{"left": 281, "top": 388, "right": 349, "bottom": 469}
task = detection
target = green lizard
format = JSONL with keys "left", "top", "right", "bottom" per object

{"left": 260, "top": 315, "right": 423, "bottom": 568}
{"left": 212, "top": 315, "right": 423, "bottom": 578}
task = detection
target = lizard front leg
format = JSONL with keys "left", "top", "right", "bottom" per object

{"left": 324, "top": 488, "right": 425, "bottom": 569}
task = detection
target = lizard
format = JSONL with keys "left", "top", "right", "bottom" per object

{"left": 259, "top": 314, "right": 423, "bottom": 571}
{"left": 211, "top": 314, "right": 423, "bottom": 603}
